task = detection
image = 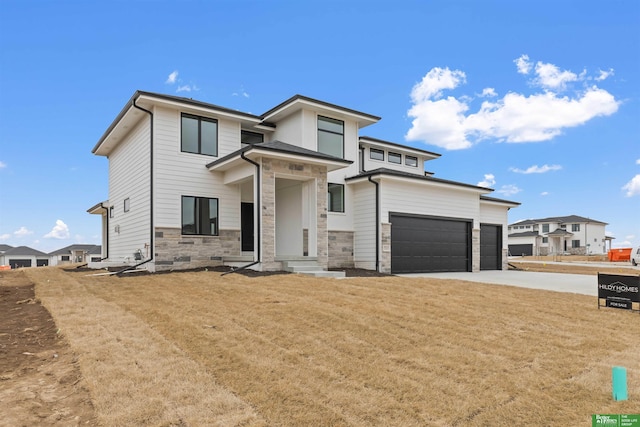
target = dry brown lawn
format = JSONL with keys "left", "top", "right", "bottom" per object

{"left": 13, "top": 265, "right": 640, "bottom": 426}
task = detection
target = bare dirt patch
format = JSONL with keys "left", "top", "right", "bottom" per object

{"left": 0, "top": 270, "right": 95, "bottom": 426}
{"left": 510, "top": 261, "right": 639, "bottom": 276}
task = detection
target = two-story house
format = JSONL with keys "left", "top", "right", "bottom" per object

{"left": 507, "top": 215, "right": 610, "bottom": 256}
{"left": 88, "top": 91, "right": 519, "bottom": 275}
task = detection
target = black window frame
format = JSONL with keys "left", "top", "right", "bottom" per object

{"left": 370, "top": 148, "right": 384, "bottom": 161}
{"left": 388, "top": 151, "right": 402, "bottom": 164}
{"left": 181, "top": 195, "right": 219, "bottom": 236}
{"left": 327, "top": 183, "right": 345, "bottom": 213}
{"left": 572, "top": 239, "right": 581, "bottom": 248}
{"left": 181, "top": 113, "right": 218, "bottom": 156}
{"left": 317, "top": 115, "right": 344, "bottom": 158}
{"left": 405, "top": 155, "right": 418, "bottom": 167}
{"left": 572, "top": 224, "right": 580, "bottom": 232}
{"left": 542, "top": 224, "right": 550, "bottom": 233}
{"left": 109, "top": 206, "right": 114, "bottom": 218}
{"left": 241, "top": 130, "right": 264, "bottom": 146}
{"left": 124, "top": 198, "right": 130, "bottom": 212}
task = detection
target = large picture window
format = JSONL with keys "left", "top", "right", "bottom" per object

{"left": 181, "top": 196, "right": 219, "bottom": 235}
{"left": 181, "top": 113, "right": 218, "bottom": 156}
{"left": 328, "top": 183, "right": 345, "bottom": 213}
{"left": 317, "top": 116, "right": 344, "bottom": 158}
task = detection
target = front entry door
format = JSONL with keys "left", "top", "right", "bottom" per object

{"left": 241, "top": 202, "right": 254, "bottom": 252}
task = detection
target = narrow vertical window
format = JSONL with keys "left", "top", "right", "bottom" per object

{"left": 328, "top": 184, "right": 345, "bottom": 213}
{"left": 317, "top": 116, "right": 344, "bottom": 158}
{"left": 124, "top": 198, "right": 130, "bottom": 212}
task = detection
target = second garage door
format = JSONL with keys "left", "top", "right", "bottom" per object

{"left": 390, "top": 213, "right": 471, "bottom": 274}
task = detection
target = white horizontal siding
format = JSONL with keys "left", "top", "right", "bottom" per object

{"left": 380, "top": 178, "right": 480, "bottom": 224}
{"left": 352, "top": 182, "right": 376, "bottom": 264}
{"left": 480, "top": 202, "right": 510, "bottom": 248}
{"left": 108, "top": 118, "right": 151, "bottom": 260}
{"left": 153, "top": 107, "right": 242, "bottom": 230}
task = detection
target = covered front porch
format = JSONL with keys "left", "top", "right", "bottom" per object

{"left": 207, "top": 140, "right": 352, "bottom": 272}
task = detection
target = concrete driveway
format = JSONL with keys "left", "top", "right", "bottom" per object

{"left": 398, "top": 270, "right": 599, "bottom": 296}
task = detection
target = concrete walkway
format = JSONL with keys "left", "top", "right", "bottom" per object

{"left": 398, "top": 259, "right": 639, "bottom": 296}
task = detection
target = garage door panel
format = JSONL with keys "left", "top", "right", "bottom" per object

{"left": 391, "top": 214, "right": 471, "bottom": 274}
{"left": 480, "top": 224, "right": 502, "bottom": 270}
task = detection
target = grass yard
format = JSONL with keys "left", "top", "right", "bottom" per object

{"left": 10, "top": 267, "right": 640, "bottom": 426}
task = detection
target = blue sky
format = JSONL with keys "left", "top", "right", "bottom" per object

{"left": 0, "top": 0, "right": 638, "bottom": 253}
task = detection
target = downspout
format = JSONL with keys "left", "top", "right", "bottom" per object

{"left": 101, "top": 202, "right": 109, "bottom": 260}
{"left": 222, "top": 151, "right": 261, "bottom": 275}
{"left": 119, "top": 98, "right": 154, "bottom": 275}
{"left": 368, "top": 175, "right": 380, "bottom": 272}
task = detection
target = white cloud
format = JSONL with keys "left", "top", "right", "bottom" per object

{"left": 480, "top": 88, "right": 497, "bottom": 98}
{"left": 232, "top": 86, "right": 250, "bottom": 98}
{"left": 0, "top": 160, "right": 6, "bottom": 169}
{"left": 166, "top": 70, "right": 178, "bottom": 84}
{"left": 477, "top": 174, "right": 495, "bottom": 187}
{"left": 44, "top": 220, "right": 70, "bottom": 239}
{"left": 622, "top": 174, "right": 640, "bottom": 197}
{"left": 636, "top": 159, "right": 640, "bottom": 165}
{"left": 514, "top": 54, "right": 532, "bottom": 74}
{"left": 497, "top": 184, "right": 522, "bottom": 196}
{"left": 595, "top": 68, "right": 614, "bottom": 81}
{"left": 540, "top": 191, "right": 549, "bottom": 196}
{"left": 0, "top": 233, "right": 11, "bottom": 240}
{"left": 14, "top": 226, "right": 33, "bottom": 237}
{"left": 406, "top": 56, "right": 620, "bottom": 150}
{"left": 176, "top": 85, "right": 191, "bottom": 93}
{"left": 510, "top": 164, "right": 562, "bottom": 174}
{"left": 533, "top": 61, "right": 579, "bottom": 90}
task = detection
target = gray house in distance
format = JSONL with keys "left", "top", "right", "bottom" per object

{"left": 507, "top": 215, "right": 611, "bottom": 256}
{"left": 0, "top": 245, "right": 49, "bottom": 268}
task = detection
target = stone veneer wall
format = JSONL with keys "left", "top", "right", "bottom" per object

{"left": 472, "top": 228, "right": 480, "bottom": 272}
{"left": 154, "top": 227, "right": 240, "bottom": 271}
{"left": 260, "top": 158, "right": 328, "bottom": 271}
{"left": 380, "top": 223, "right": 391, "bottom": 273}
{"left": 328, "top": 231, "right": 354, "bottom": 269}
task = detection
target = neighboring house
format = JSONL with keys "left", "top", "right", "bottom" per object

{"left": 88, "top": 91, "right": 519, "bottom": 274}
{"left": 507, "top": 215, "right": 611, "bottom": 256}
{"left": 0, "top": 245, "right": 49, "bottom": 268}
{"left": 49, "top": 244, "right": 103, "bottom": 266}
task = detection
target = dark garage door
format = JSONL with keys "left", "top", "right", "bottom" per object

{"left": 480, "top": 224, "right": 502, "bottom": 270}
{"left": 390, "top": 213, "right": 471, "bottom": 274}
{"left": 9, "top": 259, "right": 32, "bottom": 268}
{"left": 508, "top": 244, "right": 533, "bottom": 256}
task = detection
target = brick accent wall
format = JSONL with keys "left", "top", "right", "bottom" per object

{"left": 154, "top": 227, "right": 240, "bottom": 272}
{"left": 328, "top": 231, "right": 354, "bottom": 268}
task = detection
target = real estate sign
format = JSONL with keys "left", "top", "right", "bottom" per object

{"left": 597, "top": 273, "right": 640, "bottom": 312}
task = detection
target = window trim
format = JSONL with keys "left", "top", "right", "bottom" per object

{"left": 241, "top": 130, "right": 264, "bottom": 146}
{"left": 181, "top": 113, "right": 219, "bottom": 156}
{"left": 181, "top": 195, "right": 219, "bottom": 236}
{"left": 405, "top": 155, "right": 418, "bottom": 167}
{"left": 124, "top": 198, "right": 130, "bottom": 213}
{"left": 388, "top": 151, "right": 402, "bottom": 164}
{"left": 317, "top": 115, "right": 344, "bottom": 159}
{"left": 370, "top": 148, "right": 384, "bottom": 161}
{"left": 327, "top": 183, "right": 345, "bottom": 213}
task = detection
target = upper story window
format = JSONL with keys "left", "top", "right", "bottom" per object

{"left": 241, "top": 130, "right": 264, "bottom": 147}
{"left": 370, "top": 148, "right": 384, "bottom": 161}
{"left": 405, "top": 156, "right": 418, "bottom": 167}
{"left": 542, "top": 224, "right": 550, "bottom": 233}
{"left": 328, "top": 183, "right": 344, "bottom": 213}
{"left": 388, "top": 152, "right": 401, "bottom": 164}
{"left": 317, "top": 116, "right": 344, "bottom": 158}
{"left": 181, "top": 113, "right": 218, "bottom": 156}
{"left": 572, "top": 224, "right": 580, "bottom": 232}
{"left": 181, "top": 195, "right": 219, "bottom": 236}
